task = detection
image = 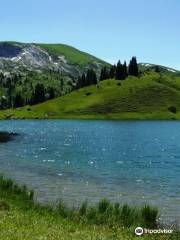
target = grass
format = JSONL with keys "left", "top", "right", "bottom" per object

{"left": 38, "top": 43, "right": 108, "bottom": 66}
{"left": 2, "top": 72, "right": 180, "bottom": 120}
{"left": 0, "top": 175, "right": 179, "bottom": 240}
{"left": 0, "top": 42, "right": 110, "bottom": 110}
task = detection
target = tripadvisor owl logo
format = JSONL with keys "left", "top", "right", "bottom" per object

{"left": 135, "top": 227, "right": 144, "bottom": 236}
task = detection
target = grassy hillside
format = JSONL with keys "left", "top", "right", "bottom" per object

{"left": 1, "top": 72, "right": 180, "bottom": 120}
{"left": 0, "top": 42, "right": 110, "bottom": 110}
{"left": 0, "top": 175, "right": 178, "bottom": 240}
{"left": 139, "top": 63, "right": 180, "bottom": 77}
{"left": 38, "top": 43, "right": 108, "bottom": 66}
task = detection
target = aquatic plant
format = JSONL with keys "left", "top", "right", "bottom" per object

{"left": 0, "top": 175, "right": 159, "bottom": 228}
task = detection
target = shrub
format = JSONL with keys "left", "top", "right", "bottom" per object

{"left": 141, "top": 205, "right": 158, "bottom": 228}
{"left": 85, "top": 92, "right": 92, "bottom": 96}
{"left": 0, "top": 200, "right": 10, "bottom": 211}
{"left": 168, "top": 106, "right": 177, "bottom": 114}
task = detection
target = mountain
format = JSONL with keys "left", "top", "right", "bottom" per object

{"left": 139, "top": 63, "right": 180, "bottom": 77}
{"left": 1, "top": 72, "right": 180, "bottom": 120}
{"left": 0, "top": 41, "right": 109, "bottom": 109}
{"left": 1, "top": 41, "right": 180, "bottom": 120}
{"left": 0, "top": 42, "right": 108, "bottom": 74}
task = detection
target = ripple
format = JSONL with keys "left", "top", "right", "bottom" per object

{"left": 43, "top": 160, "right": 55, "bottom": 163}
{"left": 0, "top": 119, "right": 179, "bottom": 223}
{"left": 64, "top": 143, "right": 71, "bottom": 146}
{"left": 116, "top": 161, "right": 124, "bottom": 164}
{"left": 40, "top": 147, "right": 46, "bottom": 151}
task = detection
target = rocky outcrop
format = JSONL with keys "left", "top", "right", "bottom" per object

{"left": 0, "top": 42, "right": 106, "bottom": 77}
{"left": 0, "top": 132, "right": 18, "bottom": 143}
{"left": 0, "top": 42, "right": 22, "bottom": 58}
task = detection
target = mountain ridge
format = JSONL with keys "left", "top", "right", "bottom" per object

{"left": 0, "top": 42, "right": 108, "bottom": 76}
{"left": 0, "top": 41, "right": 110, "bottom": 109}
{"left": 0, "top": 41, "right": 179, "bottom": 75}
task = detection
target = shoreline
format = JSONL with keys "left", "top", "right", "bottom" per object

{"left": 0, "top": 116, "right": 180, "bottom": 121}
{"left": 0, "top": 174, "right": 179, "bottom": 240}
{"left": 0, "top": 171, "right": 179, "bottom": 229}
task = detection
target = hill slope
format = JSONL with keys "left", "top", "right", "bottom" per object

{"left": 0, "top": 42, "right": 107, "bottom": 74}
{"left": 37, "top": 43, "right": 108, "bottom": 67}
{"left": 1, "top": 72, "right": 180, "bottom": 120}
{"left": 139, "top": 63, "right": 180, "bottom": 77}
{"left": 0, "top": 41, "right": 109, "bottom": 109}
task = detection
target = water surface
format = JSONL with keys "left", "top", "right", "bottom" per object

{"left": 0, "top": 120, "right": 179, "bottom": 224}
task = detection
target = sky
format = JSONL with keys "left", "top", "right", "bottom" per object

{"left": 0, "top": 0, "right": 180, "bottom": 69}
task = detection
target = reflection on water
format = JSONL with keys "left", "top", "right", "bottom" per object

{"left": 0, "top": 120, "right": 179, "bottom": 224}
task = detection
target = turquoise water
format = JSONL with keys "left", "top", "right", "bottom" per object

{"left": 0, "top": 120, "right": 179, "bottom": 224}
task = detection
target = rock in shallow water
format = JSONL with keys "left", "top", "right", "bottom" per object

{"left": 0, "top": 132, "right": 18, "bottom": 143}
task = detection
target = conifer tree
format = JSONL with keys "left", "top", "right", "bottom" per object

{"left": 128, "top": 57, "right": 138, "bottom": 76}
{"left": 32, "top": 83, "right": 45, "bottom": 104}
{"left": 100, "top": 67, "right": 109, "bottom": 81}
{"left": 86, "top": 69, "right": 97, "bottom": 85}
{"left": 76, "top": 76, "right": 83, "bottom": 89}
{"left": 154, "top": 65, "right": 160, "bottom": 73}
{"left": 14, "top": 93, "right": 24, "bottom": 108}
{"left": 122, "top": 61, "right": 127, "bottom": 79}
{"left": 47, "top": 87, "right": 55, "bottom": 99}
{"left": 109, "top": 65, "right": 116, "bottom": 78}
{"left": 115, "top": 60, "right": 124, "bottom": 80}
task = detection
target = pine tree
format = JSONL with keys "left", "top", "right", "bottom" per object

{"left": 100, "top": 67, "right": 109, "bottom": 81}
{"left": 122, "top": 61, "right": 127, "bottom": 79}
{"left": 14, "top": 93, "right": 24, "bottom": 108}
{"left": 48, "top": 87, "right": 55, "bottom": 99}
{"left": 128, "top": 57, "right": 138, "bottom": 76}
{"left": 109, "top": 65, "right": 116, "bottom": 78}
{"left": 76, "top": 73, "right": 86, "bottom": 89}
{"left": 76, "top": 76, "right": 82, "bottom": 89}
{"left": 78, "top": 73, "right": 86, "bottom": 88}
{"left": 86, "top": 69, "right": 97, "bottom": 85}
{"left": 100, "top": 68, "right": 105, "bottom": 81}
{"left": 115, "top": 60, "right": 124, "bottom": 80}
{"left": 154, "top": 65, "right": 160, "bottom": 73}
{"left": 32, "top": 83, "right": 45, "bottom": 104}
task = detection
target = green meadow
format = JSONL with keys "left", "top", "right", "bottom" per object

{"left": 1, "top": 72, "right": 180, "bottom": 120}
{"left": 37, "top": 43, "right": 108, "bottom": 66}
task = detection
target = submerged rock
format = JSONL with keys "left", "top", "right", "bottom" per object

{"left": 0, "top": 132, "right": 18, "bottom": 143}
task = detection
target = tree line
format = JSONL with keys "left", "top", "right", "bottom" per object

{"left": 0, "top": 72, "right": 60, "bottom": 109}
{"left": 77, "top": 57, "right": 139, "bottom": 89}
{"left": 13, "top": 83, "right": 56, "bottom": 108}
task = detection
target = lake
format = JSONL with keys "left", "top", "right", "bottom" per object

{"left": 0, "top": 120, "right": 179, "bottom": 224}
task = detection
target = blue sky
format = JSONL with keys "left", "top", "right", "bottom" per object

{"left": 0, "top": 0, "right": 180, "bottom": 69}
